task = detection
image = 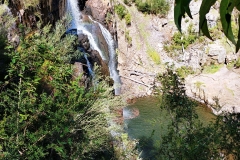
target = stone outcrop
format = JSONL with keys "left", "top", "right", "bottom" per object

{"left": 78, "top": 34, "right": 90, "bottom": 51}
{"left": 72, "top": 62, "right": 87, "bottom": 86}
{"left": 185, "top": 66, "right": 240, "bottom": 114}
{"left": 84, "top": 0, "right": 111, "bottom": 24}
{"left": 208, "top": 44, "right": 226, "bottom": 64}
{"left": 67, "top": 28, "right": 110, "bottom": 79}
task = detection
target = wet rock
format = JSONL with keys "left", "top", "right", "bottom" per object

{"left": 91, "top": 23, "right": 109, "bottom": 60}
{"left": 72, "top": 62, "right": 87, "bottom": 87}
{"left": 78, "top": 0, "right": 88, "bottom": 10}
{"left": 78, "top": 33, "right": 90, "bottom": 50}
{"left": 90, "top": 50, "right": 110, "bottom": 77}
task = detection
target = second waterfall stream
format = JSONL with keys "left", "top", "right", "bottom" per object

{"left": 67, "top": 0, "right": 121, "bottom": 95}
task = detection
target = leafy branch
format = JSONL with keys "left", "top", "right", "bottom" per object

{"left": 174, "top": 0, "right": 240, "bottom": 52}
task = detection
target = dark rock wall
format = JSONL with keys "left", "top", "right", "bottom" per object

{"left": 8, "top": 0, "right": 66, "bottom": 27}
{"left": 78, "top": 0, "right": 87, "bottom": 10}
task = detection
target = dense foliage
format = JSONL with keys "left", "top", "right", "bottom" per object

{"left": 124, "top": 0, "right": 170, "bottom": 17}
{"left": 0, "top": 16, "right": 119, "bottom": 159}
{"left": 156, "top": 66, "right": 240, "bottom": 159}
{"left": 114, "top": 4, "right": 131, "bottom": 25}
{"left": 163, "top": 28, "right": 198, "bottom": 53}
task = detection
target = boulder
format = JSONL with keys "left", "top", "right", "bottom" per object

{"left": 72, "top": 62, "right": 87, "bottom": 87}
{"left": 206, "top": 12, "right": 218, "bottom": 28}
{"left": 78, "top": 33, "right": 90, "bottom": 51}
{"left": 208, "top": 44, "right": 226, "bottom": 63}
{"left": 84, "top": 0, "right": 110, "bottom": 24}
{"left": 90, "top": 50, "right": 110, "bottom": 78}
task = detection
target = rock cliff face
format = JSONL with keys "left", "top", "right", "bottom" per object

{"left": 6, "top": 0, "right": 112, "bottom": 86}
{"left": 84, "top": 0, "right": 111, "bottom": 24}
{"left": 8, "top": 0, "right": 66, "bottom": 27}
{"left": 6, "top": 0, "right": 240, "bottom": 112}
{"left": 112, "top": 0, "right": 240, "bottom": 112}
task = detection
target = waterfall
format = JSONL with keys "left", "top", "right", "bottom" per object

{"left": 67, "top": 0, "right": 121, "bottom": 95}
{"left": 67, "top": 0, "right": 106, "bottom": 60}
{"left": 84, "top": 53, "right": 94, "bottom": 77}
{"left": 89, "top": 16, "right": 121, "bottom": 95}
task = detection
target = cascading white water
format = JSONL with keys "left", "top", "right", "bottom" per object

{"left": 67, "top": 0, "right": 106, "bottom": 60}
{"left": 67, "top": 0, "right": 121, "bottom": 95}
{"left": 84, "top": 53, "right": 94, "bottom": 77}
{"left": 89, "top": 16, "right": 121, "bottom": 95}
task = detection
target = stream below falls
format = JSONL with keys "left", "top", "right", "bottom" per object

{"left": 124, "top": 96, "right": 216, "bottom": 159}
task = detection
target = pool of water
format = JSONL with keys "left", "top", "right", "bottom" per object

{"left": 124, "top": 96, "right": 216, "bottom": 159}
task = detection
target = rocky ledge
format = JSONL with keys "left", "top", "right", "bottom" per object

{"left": 185, "top": 66, "right": 240, "bottom": 114}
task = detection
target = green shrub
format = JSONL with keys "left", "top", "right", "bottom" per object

{"left": 235, "top": 57, "right": 240, "bottom": 68}
{"left": 203, "top": 64, "right": 224, "bottom": 74}
{"left": 23, "top": 0, "right": 39, "bottom": 8}
{"left": 147, "top": 47, "right": 161, "bottom": 64}
{"left": 125, "top": 13, "right": 131, "bottom": 25}
{"left": 209, "top": 26, "right": 222, "bottom": 40}
{"left": 151, "top": 0, "right": 170, "bottom": 16}
{"left": 0, "top": 17, "right": 120, "bottom": 159}
{"left": 176, "top": 66, "right": 194, "bottom": 78}
{"left": 135, "top": 0, "right": 170, "bottom": 17}
{"left": 125, "top": 30, "right": 132, "bottom": 47}
{"left": 124, "top": 0, "right": 132, "bottom": 6}
{"left": 106, "top": 12, "right": 112, "bottom": 24}
{"left": 164, "top": 24, "right": 198, "bottom": 53}
{"left": 135, "top": 1, "right": 150, "bottom": 13}
{"left": 115, "top": 4, "right": 127, "bottom": 19}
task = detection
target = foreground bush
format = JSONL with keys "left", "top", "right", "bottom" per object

{"left": 0, "top": 17, "right": 116, "bottom": 159}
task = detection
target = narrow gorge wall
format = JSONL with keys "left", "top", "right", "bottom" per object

{"left": 8, "top": 0, "right": 66, "bottom": 27}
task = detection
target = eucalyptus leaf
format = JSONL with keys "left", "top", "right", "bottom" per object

{"left": 236, "top": 14, "right": 240, "bottom": 52}
{"left": 174, "top": 0, "right": 184, "bottom": 32}
{"left": 236, "top": 2, "right": 240, "bottom": 11}
{"left": 199, "top": 0, "right": 217, "bottom": 40}
{"left": 174, "top": 0, "right": 192, "bottom": 32}
{"left": 220, "top": 0, "right": 236, "bottom": 45}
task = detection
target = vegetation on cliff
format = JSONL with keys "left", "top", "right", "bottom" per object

{"left": 124, "top": 0, "right": 170, "bottom": 17}
{"left": 0, "top": 10, "right": 125, "bottom": 158}
{"left": 1, "top": 0, "right": 240, "bottom": 159}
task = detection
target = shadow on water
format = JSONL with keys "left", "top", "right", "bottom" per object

{"left": 124, "top": 96, "right": 216, "bottom": 160}
{"left": 137, "top": 135, "right": 159, "bottom": 160}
